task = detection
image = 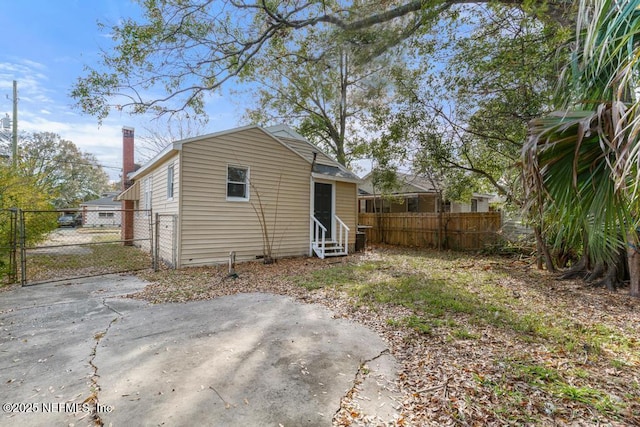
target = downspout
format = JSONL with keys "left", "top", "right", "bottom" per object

{"left": 309, "top": 152, "right": 317, "bottom": 256}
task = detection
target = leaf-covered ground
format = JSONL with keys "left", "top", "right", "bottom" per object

{"left": 133, "top": 245, "right": 640, "bottom": 426}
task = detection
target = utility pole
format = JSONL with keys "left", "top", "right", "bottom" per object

{"left": 11, "top": 80, "right": 17, "bottom": 168}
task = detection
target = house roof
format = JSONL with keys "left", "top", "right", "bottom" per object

{"left": 128, "top": 124, "right": 360, "bottom": 183}
{"left": 80, "top": 192, "right": 121, "bottom": 207}
{"left": 262, "top": 125, "right": 359, "bottom": 182}
{"left": 360, "top": 171, "right": 439, "bottom": 195}
{"left": 359, "top": 172, "right": 496, "bottom": 201}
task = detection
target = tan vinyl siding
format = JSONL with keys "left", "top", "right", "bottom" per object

{"left": 180, "top": 127, "right": 311, "bottom": 266}
{"left": 130, "top": 152, "right": 181, "bottom": 215}
{"left": 150, "top": 154, "right": 180, "bottom": 214}
{"left": 335, "top": 181, "right": 357, "bottom": 246}
{"left": 132, "top": 153, "right": 180, "bottom": 253}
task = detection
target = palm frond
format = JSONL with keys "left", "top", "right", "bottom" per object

{"left": 524, "top": 106, "right": 632, "bottom": 264}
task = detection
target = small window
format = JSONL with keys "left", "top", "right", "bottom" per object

{"left": 98, "top": 212, "right": 115, "bottom": 218}
{"left": 439, "top": 200, "right": 451, "bottom": 213}
{"left": 227, "top": 165, "right": 249, "bottom": 200}
{"left": 167, "top": 164, "right": 175, "bottom": 199}
{"left": 373, "top": 198, "right": 382, "bottom": 213}
{"left": 144, "top": 176, "right": 153, "bottom": 215}
{"left": 407, "top": 197, "right": 419, "bottom": 212}
{"left": 365, "top": 200, "right": 373, "bottom": 213}
{"left": 382, "top": 199, "right": 391, "bottom": 213}
{"left": 471, "top": 199, "right": 478, "bottom": 212}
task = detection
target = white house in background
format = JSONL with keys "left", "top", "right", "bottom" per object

{"left": 358, "top": 172, "right": 492, "bottom": 213}
{"left": 79, "top": 192, "right": 122, "bottom": 227}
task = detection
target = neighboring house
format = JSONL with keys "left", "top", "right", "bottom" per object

{"left": 79, "top": 191, "right": 122, "bottom": 227}
{"left": 117, "top": 124, "right": 360, "bottom": 267}
{"left": 358, "top": 172, "right": 492, "bottom": 213}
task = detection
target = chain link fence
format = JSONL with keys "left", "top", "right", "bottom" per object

{"left": 0, "top": 208, "right": 180, "bottom": 286}
{"left": 19, "top": 209, "right": 152, "bottom": 285}
{"left": 155, "top": 213, "right": 177, "bottom": 269}
{"left": 0, "top": 209, "right": 19, "bottom": 284}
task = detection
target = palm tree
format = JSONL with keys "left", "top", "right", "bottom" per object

{"left": 523, "top": 0, "right": 640, "bottom": 297}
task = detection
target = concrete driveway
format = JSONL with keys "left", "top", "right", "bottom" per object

{"left": 0, "top": 275, "right": 399, "bottom": 426}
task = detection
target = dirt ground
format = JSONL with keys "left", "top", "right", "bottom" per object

{"left": 133, "top": 245, "right": 640, "bottom": 426}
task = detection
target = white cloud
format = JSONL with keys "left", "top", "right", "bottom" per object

{"left": 1, "top": 53, "right": 249, "bottom": 181}
{"left": 19, "top": 115, "right": 125, "bottom": 179}
{"left": 0, "top": 59, "right": 55, "bottom": 111}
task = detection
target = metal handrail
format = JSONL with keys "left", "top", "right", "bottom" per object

{"left": 335, "top": 215, "right": 350, "bottom": 256}
{"left": 311, "top": 215, "right": 350, "bottom": 258}
{"left": 311, "top": 215, "right": 327, "bottom": 259}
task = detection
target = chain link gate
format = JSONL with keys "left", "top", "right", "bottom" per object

{"left": 17, "top": 209, "right": 153, "bottom": 285}
{"left": 0, "top": 209, "right": 19, "bottom": 285}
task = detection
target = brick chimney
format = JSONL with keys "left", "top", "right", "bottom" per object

{"left": 122, "top": 127, "right": 135, "bottom": 245}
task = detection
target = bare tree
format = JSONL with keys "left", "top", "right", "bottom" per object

{"left": 137, "top": 114, "right": 206, "bottom": 162}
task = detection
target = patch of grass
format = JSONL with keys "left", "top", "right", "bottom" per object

{"left": 0, "top": 253, "right": 14, "bottom": 286}
{"left": 610, "top": 359, "right": 627, "bottom": 369}
{"left": 570, "top": 368, "right": 590, "bottom": 379}
{"left": 90, "top": 232, "right": 122, "bottom": 243}
{"left": 513, "top": 361, "right": 561, "bottom": 385}
{"left": 556, "top": 384, "right": 604, "bottom": 404}
{"left": 452, "top": 328, "right": 479, "bottom": 340}
{"left": 295, "top": 253, "right": 639, "bottom": 369}
{"left": 495, "top": 359, "right": 625, "bottom": 418}
{"left": 26, "top": 243, "right": 151, "bottom": 282}
{"left": 299, "top": 259, "right": 530, "bottom": 335}
{"left": 403, "top": 315, "right": 433, "bottom": 335}
{"left": 293, "top": 265, "right": 359, "bottom": 290}
{"left": 293, "top": 249, "right": 639, "bottom": 422}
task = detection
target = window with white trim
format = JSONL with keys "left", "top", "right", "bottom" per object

{"left": 143, "top": 176, "right": 153, "bottom": 214}
{"left": 167, "top": 164, "right": 175, "bottom": 199}
{"left": 226, "top": 165, "right": 249, "bottom": 201}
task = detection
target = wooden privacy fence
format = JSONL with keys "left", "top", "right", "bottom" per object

{"left": 358, "top": 212, "right": 502, "bottom": 250}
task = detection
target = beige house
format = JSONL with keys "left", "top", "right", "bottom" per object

{"left": 117, "top": 124, "right": 359, "bottom": 267}
{"left": 359, "top": 172, "right": 492, "bottom": 214}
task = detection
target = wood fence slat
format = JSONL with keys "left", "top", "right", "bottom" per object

{"left": 358, "top": 212, "right": 502, "bottom": 250}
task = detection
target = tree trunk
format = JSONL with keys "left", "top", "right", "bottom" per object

{"left": 559, "top": 254, "right": 589, "bottom": 280}
{"left": 627, "top": 243, "right": 640, "bottom": 297}
{"left": 438, "top": 192, "right": 443, "bottom": 251}
{"left": 534, "top": 225, "right": 555, "bottom": 272}
{"left": 590, "top": 248, "right": 628, "bottom": 290}
{"left": 585, "top": 261, "right": 605, "bottom": 283}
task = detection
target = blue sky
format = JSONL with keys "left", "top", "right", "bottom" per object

{"left": 0, "top": 0, "right": 244, "bottom": 180}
